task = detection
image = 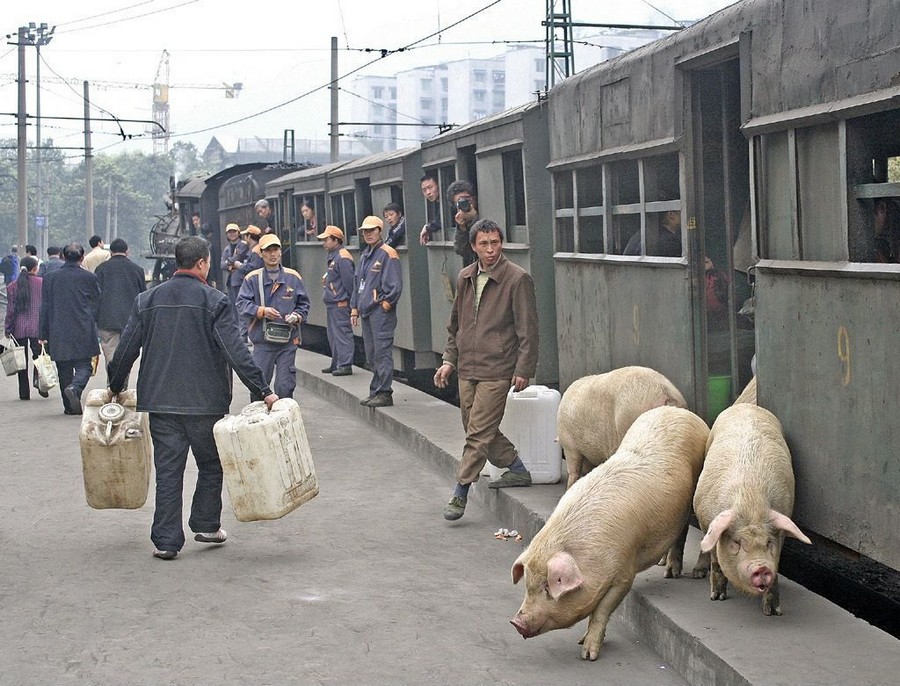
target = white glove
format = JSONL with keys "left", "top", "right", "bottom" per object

{"left": 285, "top": 313, "right": 301, "bottom": 325}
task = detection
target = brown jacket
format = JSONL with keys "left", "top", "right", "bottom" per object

{"left": 443, "top": 253, "right": 539, "bottom": 381}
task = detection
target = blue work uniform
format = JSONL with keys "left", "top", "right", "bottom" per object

{"left": 236, "top": 266, "right": 311, "bottom": 399}
{"left": 350, "top": 240, "right": 402, "bottom": 397}
{"left": 234, "top": 246, "right": 263, "bottom": 339}
{"left": 323, "top": 246, "right": 356, "bottom": 371}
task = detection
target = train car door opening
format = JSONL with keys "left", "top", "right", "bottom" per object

{"left": 688, "top": 57, "right": 754, "bottom": 420}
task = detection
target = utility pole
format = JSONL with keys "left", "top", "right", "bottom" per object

{"left": 330, "top": 36, "right": 339, "bottom": 163}
{"left": 16, "top": 26, "right": 27, "bottom": 251}
{"left": 84, "top": 81, "right": 94, "bottom": 240}
{"left": 34, "top": 23, "right": 54, "bottom": 257}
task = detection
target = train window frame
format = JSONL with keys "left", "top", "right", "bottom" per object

{"left": 501, "top": 150, "right": 527, "bottom": 244}
{"left": 552, "top": 152, "right": 682, "bottom": 257}
{"left": 424, "top": 163, "right": 457, "bottom": 242}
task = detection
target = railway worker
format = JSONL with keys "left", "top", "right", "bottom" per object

{"left": 220, "top": 223, "right": 250, "bottom": 309}
{"left": 237, "top": 234, "right": 310, "bottom": 400}
{"left": 94, "top": 238, "right": 147, "bottom": 387}
{"left": 108, "top": 236, "right": 277, "bottom": 560}
{"left": 234, "top": 225, "right": 264, "bottom": 341}
{"left": 418, "top": 174, "right": 443, "bottom": 245}
{"left": 447, "top": 180, "right": 478, "bottom": 266}
{"left": 254, "top": 199, "right": 276, "bottom": 235}
{"left": 82, "top": 235, "right": 111, "bottom": 273}
{"left": 317, "top": 225, "right": 355, "bottom": 377}
{"left": 383, "top": 202, "right": 407, "bottom": 248}
{"left": 350, "top": 215, "right": 402, "bottom": 408}
{"left": 433, "top": 218, "right": 539, "bottom": 521}
{"left": 38, "top": 243, "right": 101, "bottom": 415}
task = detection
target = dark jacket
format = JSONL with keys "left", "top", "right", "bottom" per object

{"left": 95, "top": 254, "right": 147, "bottom": 331}
{"left": 221, "top": 239, "right": 250, "bottom": 288}
{"left": 39, "top": 262, "right": 101, "bottom": 361}
{"left": 443, "top": 254, "right": 539, "bottom": 381}
{"left": 38, "top": 256, "right": 64, "bottom": 277}
{"left": 323, "top": 247, "right": 355, "bottom": 307}
{"left": 108, "top": 272, "right": 272, "bottom": 414}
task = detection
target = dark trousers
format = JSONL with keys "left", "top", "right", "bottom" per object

{"left": 252, "top": 342, "right": 297, "bottom": 399}
{"left": 15, "top": 337, "right": 41, "bottom": 400}
{"left": 228, "top": 284, "right": 245, "bottom": 338}
{"left": 148, "top": 413, "right": 224, "bottom": 552}
{"left": 326, "top": 304, "right": 354, "bottom": 370}
{"left": 361, "top": 308, "right": 396, "bottom": 396}
{"left": 56, "top": 358, "right": 92, "bottom": 411}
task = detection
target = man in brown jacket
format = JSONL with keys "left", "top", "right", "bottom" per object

{"left": 433, "top": 218, "right": 539, "bottom": 521}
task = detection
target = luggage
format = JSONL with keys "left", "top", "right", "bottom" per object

{"left": 214, "top": 398, "right": 318, "bottom": 522}
{"left": 80, "top": 389, "right": 152, "bottom": 509}
{"left": 488, "top": 385, "right": 562, "bottom": 484}
{"left": 0, "top": 335, "right": 26, "bottom": 376}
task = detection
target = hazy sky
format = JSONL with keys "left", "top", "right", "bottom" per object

{"left": 2, "top": 0, "right": 737, "bottom": 158}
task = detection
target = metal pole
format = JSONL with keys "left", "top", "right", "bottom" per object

{"left": 330, "top": 36, "right": 339, "bottom": 163}
{"left": 36, "top": 42, "right": 43, "bottom": 256}
{"left": 84, "top": 80, "right": 94, "bottom": 240}
{"left": 16, "top": 26, "right": 28, "bottom": 251}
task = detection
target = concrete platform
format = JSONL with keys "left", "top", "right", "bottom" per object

{"left": 296, "top": 349, "right": 900, "bottom": 686}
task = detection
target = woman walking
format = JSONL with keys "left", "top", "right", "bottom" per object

{"left": 4, "top": 256, "right": 45, "bottom": 399}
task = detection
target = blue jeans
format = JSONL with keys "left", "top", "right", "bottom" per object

{"left": 56, "top": 358, "right": 93, "bottom": 412}
{"left": 148, "top": 413, "right": 224, "bottom": 552}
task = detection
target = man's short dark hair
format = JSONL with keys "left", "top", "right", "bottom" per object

{"left": 25, "top": 244, "right": 37, "bottom": 256}
{"left": 420, "top": 174, "right": 438, "bottom": 184}
{"left": 63, "top": 243, "right": 85, "bottom": 262}
{"left": 383, "top": 202, "right": 403, "bottom": 215}
{"left": 446, "top": 180, "right": 476, "bottom": 200}
{"left": 110, "top": 238, "right": 128, "bottom": 254}
{"left": 175, "top": 236, "right": 210, "bottom": 269}
{"left": 89, "top": 235, "right": 103, "bottom": 249}
{"left": 469, "top": 218, "right": 504, "bottom": 244}
{"left": 47, "top": 246, "right": 60, "bottom": 257}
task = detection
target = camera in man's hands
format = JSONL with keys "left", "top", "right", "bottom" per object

{"left": 455, "top": 198, "right": 472, "bottom": 213}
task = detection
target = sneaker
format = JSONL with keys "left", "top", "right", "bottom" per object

{"left": 366, "top": 392, "right": 393, "bottom": 408}
{"left": 359, "top": 395, "right": 375, "bottom": 405}
{"left": 488, "top": 470, "right": 533, "bottom": 489}
{"left": 153, "top": 549, "right": 178, "bottom": 560}
{"left": 331, "top": 366, "right": 353, "bottom": 377}
{"left": 321, "top": 366, "right": 335, "bottom": 374}
{"left": 64, "top": 385, "right": 83, "bottom": 415}
{"left": 443, "top": 496, "right": 467, "bottom": 521}
{"left": 194, "top": 529, "right": 227, "bottom": 544}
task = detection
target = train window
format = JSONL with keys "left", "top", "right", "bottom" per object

{"left": 755, "top": 131, "right": 794, "bottom": 260}
{"left": 613, "top": 214, "right": 641, "bottom": 255}
{"left": 502, "top": 150, "right": 526, "bottom": 243}
{"left": 579, "top": 216, "right": 604, "bottom": 254}
{"left": 555, "top": 170, "right": 574, "bottom": 209}
{"left": 553, "top": 170, "right": 575, "bottom": 252}
{"left": 556, "top": 216, "right": 575, "bottom": 253}
{"left": 610, "top": 159, "right": 640, "bottom": 206}
{"left": 427, "top": 163, "right": 457, "bottom": 241}
{"left": 644, "top": 153, "right": 680, "bottom": 202}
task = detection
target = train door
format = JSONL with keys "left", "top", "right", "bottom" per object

{"left": 687, "top": 56, "right": 754, "bottom": 421}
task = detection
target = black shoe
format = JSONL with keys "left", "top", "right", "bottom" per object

{"left": 332, "top": 366, "right": 352, "bottom": 377}
{"left": 366, "top": 392, "right": 394, "bottom": 408}
{"left": 321, "top": 366, "right": 335, "bottom": 374}
{"left": 359, "top": 395, "right": 375, "bottom": 405}
{"left": 64, "top": 385, "right": 83, "bottom": 415}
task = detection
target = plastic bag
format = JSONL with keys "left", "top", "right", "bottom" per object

{"left": 0, "top": 335, "right": 26, "bottom": 376}
{"left": 35, "top": 343, "right": 58, "bottom": 392}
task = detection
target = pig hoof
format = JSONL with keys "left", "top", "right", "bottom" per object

{"left": 664, "top": 562, "right": 682, "bottom": 578}
{"left": 692, "top": 566, "right": 709, "bottom": 579}
{"left": 710, "top": 589, "right": 728, "bottom": 601}
{"left": 581, "top": 643, "right": 601, "bottom": 661}
{"left": 762, "top": 597, "right": 782, "bottom": 616}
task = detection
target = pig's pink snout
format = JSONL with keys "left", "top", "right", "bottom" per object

{"left": 510, "top": 615, "right": 533, "bottom": 639}
{"left": 750, "top": 566, "right": 773, "bottom": 592}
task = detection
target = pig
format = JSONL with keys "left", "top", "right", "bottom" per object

{"left": 557, "top": 366, "right": 687, "bottom": 489}
{"left": 511, "top": 406, "right": 708, "bottom": 660}
{"left": 692, "top": 403, "right": 811, "bottom": 616}
{"left": 733, "top": 376, "right": 757, "bottom": 404}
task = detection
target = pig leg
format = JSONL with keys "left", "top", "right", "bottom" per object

{"left": 762, "top": 575, "right": 782, "bottom": 616}
{"left": 664, "top": 523, "right": 689, "bottom": 578}
{"left": 692, "top": 550, "right": 711, "bottom": 579}
{"left": 564, "top": 447, "right": 585, "bottom": 490}
{"left": 709, "top": 548, "right": 728, "bottom": 601}
{"left": 578, "top": 580, "right": 633, "bottom": 661}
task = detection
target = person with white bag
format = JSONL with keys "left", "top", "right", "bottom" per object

{"left": 3, "top": 256, "right": 45, "bottom": 400}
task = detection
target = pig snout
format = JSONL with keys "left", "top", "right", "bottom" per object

{"left": 510, "top": 614, "right": 535, "bottom": 639}
{"left": 750, "top": 565, "right": 774, "bottom": 593}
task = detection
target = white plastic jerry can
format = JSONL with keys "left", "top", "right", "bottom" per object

{"left": 489, "top": 385, "right": 562, "bottom": 484}
{"left": 80, "top": 388, "right": 152, "bottom": 509}
{"left": 214, "top": 398, "right": 319, "bottom": 522}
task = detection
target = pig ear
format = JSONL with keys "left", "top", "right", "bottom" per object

{"left": 546, "top": 551, "right": 584, "bottom": 600}
{"left": 512, "top": 552, "right": 526, "bottom": 585}
{"left": 700, "top": 510, "right": 734, "bottom": 553}
{"left": 769, "top": 510, "right": 812, "bottom": 545}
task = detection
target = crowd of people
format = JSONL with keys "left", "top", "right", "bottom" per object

{"left": 1, "top": 173, "right": 541, "bottom": 558}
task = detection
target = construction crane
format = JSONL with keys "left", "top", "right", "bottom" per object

{"left": 151, "top": 50, "right": 170, "bottom": 155}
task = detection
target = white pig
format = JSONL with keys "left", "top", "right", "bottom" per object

{"left": 692, "top": 403, "right": 811, "bottom": 616}
{"left": 511, "top": 406, "right": 708, "bottom": 660}
{"left": 557, "top": 366, "right": 687, "bottom": 489}
{"left": 733, "top": 376, "right": 757, "bottom": 405}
